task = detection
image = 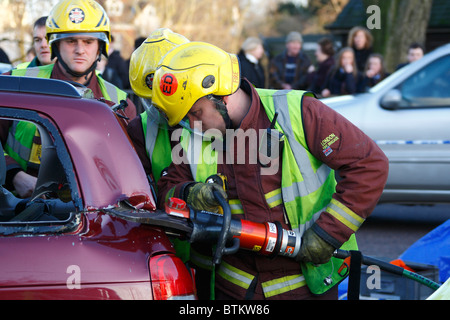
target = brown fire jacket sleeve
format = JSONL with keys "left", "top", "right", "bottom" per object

{"left": 302, "top": 96, "right": 389, "bottom": 247}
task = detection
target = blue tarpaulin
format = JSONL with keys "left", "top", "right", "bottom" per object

{"left": 399, "top": 219, "right": 450, "bottom": 283}
{"left": 338, "top": 219, "right": 450, "bottom": 299}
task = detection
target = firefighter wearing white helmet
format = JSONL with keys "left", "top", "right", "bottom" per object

{"left": 6, "top": 0, "right": 136, "bottom": 199}
{"left": 152, "top": 41, "right": 389, "bottom": 300}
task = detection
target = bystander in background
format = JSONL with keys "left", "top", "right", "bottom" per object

{"left": 322, "top": 47, "right": 364, "bottom": 97}
{"left": 307, "top": 37, "right": 335, "bottom": 96}
{"left": 15, "top": 16, "right": 54, "bottom": 69}
{"left": 97, "top": 55, "right": 124, "bottom": 89}
{"left": 106, "top": 35, "right": 130, "bottom": 89}
{"left": 269, "top": 31, "right": 311, "bottom": 90}
{"left": 396, "top": 42, "right": 425, "bottom": 70}
{"left": 347, "top": 26, "right": 373, "bottom": 73}
{"left": 237, "top": 36, "right": 266, "bottom": 88}
{"left": 360, "top": 53, "right": 390, "bottom": 91}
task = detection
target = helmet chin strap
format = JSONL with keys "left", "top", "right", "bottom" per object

{"left": 53, "top": 43, "right": 102, "bottom": 83}
{"left": 209, "top": 95, "right": 233, "bottom": 130}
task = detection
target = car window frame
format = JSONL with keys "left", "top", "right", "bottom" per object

{"left": 395, "top": 54, "right": 450, "bottom": 110}
{"left": 0, "top": 107, "right": 83, "bottom": 235}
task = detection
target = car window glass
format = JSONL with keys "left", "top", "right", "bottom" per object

{"left": 400, "top": 55, "right": 450, "bottom": 107}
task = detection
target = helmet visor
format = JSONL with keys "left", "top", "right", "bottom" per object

{"left": 49, "top": 32, "right": 109, "bottom": 46}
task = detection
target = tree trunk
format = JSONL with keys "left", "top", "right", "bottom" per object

{"left": 364, "top": 0, "right": 432, "bottom": 72}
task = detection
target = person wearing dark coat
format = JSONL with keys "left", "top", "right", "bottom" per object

{"left": 106, "top": 35, "right": 130, "bottom": 89}
{"left": 0, "top": 48, "right": 11, "bottom": 64}
{"left": 360, "top": 53, "right": 390, "bottom": 91}
{"left": 269, "top": 31, "right": 311, "bottom": 90}
{"left": 307, "top": 37, "right": 335, "bottom": 96}
{"left": 322, "top": 47, "right": 364, "bottom": 97}
{"left": 347, "top": 26, "right": 373, "bottom": 73}
{"left": 237, "top": 37, "right": 266, "bottom": 88}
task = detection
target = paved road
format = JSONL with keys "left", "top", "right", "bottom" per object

{"left": 356, "top": 203, "right": 450, "bottom": 261}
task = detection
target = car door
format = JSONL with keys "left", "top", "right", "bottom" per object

{"left": 368, "top": 54, "right": 450, "bottom": 202}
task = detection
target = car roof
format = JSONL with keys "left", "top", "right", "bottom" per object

{"left": 0, "top": 75, "right": 83, "bottom": 98}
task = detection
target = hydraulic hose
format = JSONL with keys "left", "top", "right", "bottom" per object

{"left": 212, "top": 190, "right": 240, "bottom": 264}
{"left": 334, "top": 249, "right": 440, "bottom": 291}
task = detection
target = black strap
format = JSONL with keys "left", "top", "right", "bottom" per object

{"left": 347, "top": 250, "right": 362, "bottom": 300}
{"left": 245, "top": 274, "right": 259, "bottom": 300}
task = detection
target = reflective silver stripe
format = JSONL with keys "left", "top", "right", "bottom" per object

{"left": 228, "top": 188, "right": 282, "bottom": 215}
{"left": 101, "top": 80, "right": 119, "bottom": 103}
{"left": 326, "top": 198, "right": 364, "bottom": 232}
{"left": 272, "top": 91, "right": 332, "bottom": 197}
{"left": 186, "top": 132, "right": 202, "bottom": 180}
{"left": 22, "top": 67, "right": 41, "bottom": 77}
{"left": 262, "top": 274, "right": 306, "bottom": 298}
{"left": 190, "top": 249, "right": 214, "bottom": 270}
{"left": 265, "top": 188, "right": 283, "bottom": 208}
{"left": 218, "top": 261, "right": 254, "bottom": 289}
{"left": 144, "top": 111, "right": 159, "bottom": 161}
{"left": 293, "top": 208, "right": 323, "bottom": 237}
{"left": 281, "top": 164, "right": 332, "bottom": 203}
{"left": 6, "top": 122, "right": 32, "bottom": 160}
{"left": 229, "top": 200, "right": 244, "bottom": 214}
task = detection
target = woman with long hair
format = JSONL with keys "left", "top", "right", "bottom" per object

{"left": 321, "top": 47, "right": 364, "bottom": 98}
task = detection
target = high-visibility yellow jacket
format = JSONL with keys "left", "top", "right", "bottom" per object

{"left": 6, "top": 64, "right": 127, "bottom": 170}
{"left": 180, "top": 89, "right": 358, "bottom": 297}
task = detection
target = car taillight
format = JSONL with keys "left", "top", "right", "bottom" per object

{"left": 149, "top": 254, "right": 197, "bottom": 300}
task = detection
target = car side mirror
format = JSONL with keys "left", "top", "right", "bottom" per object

{"left": 381, "top": 89, "right": 403, "bottom": 110}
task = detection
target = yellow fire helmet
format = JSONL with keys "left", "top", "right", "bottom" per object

{"left": 129, "top": 28, "right": 190, "bottom": 100}
{"left": 46, "top": 0, "right": 111, "bottom": 59}
{"left": 152, "top": 41, "right": 241, "bottom": 127}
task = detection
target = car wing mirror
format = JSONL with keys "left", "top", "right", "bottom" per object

{"left": 380, "top": 89, "right": 404, "bottom": 110}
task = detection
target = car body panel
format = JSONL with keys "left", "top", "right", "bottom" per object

{"left": 0, "top": 76, "right": 195, "bottom": 299}
{"left": 321, "top": 44, "right": 450, "bottom": 204}
{"left": 0, "top": 212, "right": 173, "bottom": 300}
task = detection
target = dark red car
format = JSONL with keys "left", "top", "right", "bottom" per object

{"left": 0, "top": 76, "right": 196, "bottom": 300}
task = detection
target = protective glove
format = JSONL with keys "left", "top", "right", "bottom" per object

{"left": 297, "top": 227, "right": 336, "bottom": 265}
{"left": 186, "top": 182, "right": 227, "bottom": 213}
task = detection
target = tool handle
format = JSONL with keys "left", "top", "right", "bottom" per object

{"left": 213, "top": 190, "right": 239, "bottom": 264}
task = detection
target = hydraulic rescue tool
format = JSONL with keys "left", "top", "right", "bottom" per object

{"left": 107, "top": 190, "right": 302, "bottom": 264}
{"left": 105, "top": 191, "right": 440, "bottom": 292}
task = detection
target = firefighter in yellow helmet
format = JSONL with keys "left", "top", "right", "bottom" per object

{"left": 127, "top": 28, "right": 190, "bottom": 186}
{"left": 151, "top": 41, "right": 388, "bottom": 300}
{"left": 126, "top": 28, "right": 191, "bottom": 267}
{"left": 12, "top": 0, "right": 136, "bottom": 122}
{"left": 2, "top": 0, "right": 136, "bottom": 198}
{"left": 46, "top": 0, "right": 110, "bottom": 79}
